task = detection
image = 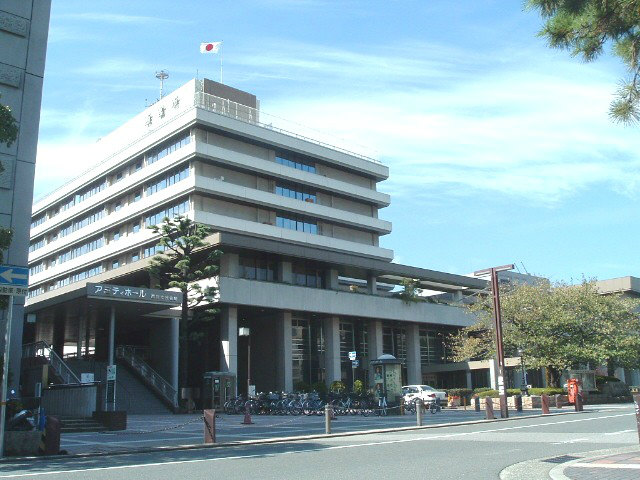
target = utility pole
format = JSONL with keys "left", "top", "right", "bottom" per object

{"left": 474, "top": 264, "right": 514, "bottom": 419}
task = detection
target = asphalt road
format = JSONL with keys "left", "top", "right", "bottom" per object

{"left": 59, "top": 405, "right": 588, "bottom": 454}
{"left": 1, "top": 405, "right": 637, "bottom": 480}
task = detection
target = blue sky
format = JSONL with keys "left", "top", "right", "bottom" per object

{"left": 36, "top": 0, "right": 639, "bottom": 282}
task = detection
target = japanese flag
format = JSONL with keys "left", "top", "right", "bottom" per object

{"left": 200, "top": 42, "right": 222, "bottom": 54}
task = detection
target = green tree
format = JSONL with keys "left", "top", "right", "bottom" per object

{"left": 146, "top": 214, "right": 222, "bottom": 392}
{"left": 448, "top": 279, "right": 640, "bottom": 386}
{"left": 527, "top": 0, "right": 640, "bottom": 124}
{"left": 396, "top": 278, "right": 422, "bottom": 304}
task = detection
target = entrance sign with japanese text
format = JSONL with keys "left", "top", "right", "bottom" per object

{"left": 86, "top": 283, "right": 180, "bottom": 305}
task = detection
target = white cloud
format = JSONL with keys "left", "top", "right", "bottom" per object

{"left": 56, "top": 13, "right": 190, "bottom": 25}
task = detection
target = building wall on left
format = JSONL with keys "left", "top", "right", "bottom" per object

{"left": 0, "top": 1, "right": 51, "bottom": 390}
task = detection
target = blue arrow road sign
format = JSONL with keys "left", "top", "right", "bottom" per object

{"left": 0, "top": 265, "right": 29, "bottom": 286}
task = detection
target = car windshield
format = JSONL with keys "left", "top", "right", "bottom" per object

{"left": 421, "top": 385, "right": 435, "bottom": 391}
{"left": 402, "top": 387, "right": 418, "bottom": 394}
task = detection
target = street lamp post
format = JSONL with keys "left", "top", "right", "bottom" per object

{"left": 474, "top": 264, "right": 514, "bottom": 419}
{"left": 238, "top": 327, "right": 251, "bottom": 397}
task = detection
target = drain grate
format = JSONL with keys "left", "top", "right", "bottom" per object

{"left": 542, "top": 455, "right": 580, "bottom": 464}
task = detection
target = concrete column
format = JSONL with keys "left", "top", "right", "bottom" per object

{"left": 278, "top": 261, "right": 292, "bottom": 284}
{"left": 76, "top": 315, "right": 84, "bottom": 359}
{"left": 367, "top": 320, "right": 383, "bottom": 386}
{"left": 170, "top": 318, "right": 179, "bottom": 390}
{"left": 614, "top": 367, "right": 626, "bottom": 383}
{"left": 488, "top": 358, "right": 498, "bottom": 390}
{"left": 325, "top": 268, "right": 339, "bottom": 290}
{"left": 405, "top": 324, "right": 421, "bottom": 385}
{"left": 108, "top": 306, "right": 115, "bottom": 366}
{"left": 276, "top": 311, "right": 293, "bottom": 392}
{"left": 366, "top": 274, "right": 377, "bottom": 295}
{"left": 323, "top": 317, "right": 341, "bottom": 386}
{"left": 220, "top": 252, "right": 240, "bottom": 277}
{"left": 466, "top": 370, "right": 473, "bottom": 389}
{"left": 220, "top": 305, "right": 238, "bottom": 375}
{"left": 453, "top": 291, "right": 463, "bottom": 302}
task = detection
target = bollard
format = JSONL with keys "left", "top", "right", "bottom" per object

{"left": 242, "top": 402, "right": 254, "bottom": 425}
{"left": 555, "top": 394, "right": 563, "bottom": 409}
{"left": 416, "top": 400, "right": 423, "bottom": 426}
{"left": 633, "top": 394, "right": 640, "bottom": 444}
{"left": 541, "top": 394, "right": 550, "bottom": 414}
{"left": 203, "top": 409, "right": 216, "bottom": 444}
{"left": 514, "top": 395, "right": 523, "bottom": 412}
{"left": 325, "top": 404, "right": 332, "bottom": 434}
{"left": 474, "top": 396, "right": 480, "bottom": 412}
{"left": 38, "top": 415, "right": 61, "bottom": 455}
{"left": 485, "top": 397, "right": 495, "bottom": 420}
{"left": 574, "top": 392, "right": 584, "bottom": 412}
{"left": 400, "top": 402, "right": 405, "bottom": 415}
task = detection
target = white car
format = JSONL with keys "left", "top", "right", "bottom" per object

{"left": 402, "top": 385, "right": 447, "bottom": 404}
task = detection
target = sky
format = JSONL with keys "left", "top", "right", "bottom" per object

{"left": 35, "top": 0, "right": 640, "bottom": 283}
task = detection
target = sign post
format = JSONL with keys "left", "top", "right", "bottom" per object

{"left": 106, "top": 365, "right": 117, "bottom": 411}
{"left": 0, "top": 265, "right": 29, "bottom": 457}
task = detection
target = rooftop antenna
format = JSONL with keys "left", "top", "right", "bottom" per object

{"left": 155, "top": 70, "right": 169, "bottom": 98}
{"left": 520, "top": 262, "right": 529, "bottom": 275}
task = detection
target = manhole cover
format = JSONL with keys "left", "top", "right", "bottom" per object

{"left": 542, "top": 455, "right": 580, "bottom": 464}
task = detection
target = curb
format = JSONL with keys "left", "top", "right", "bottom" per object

{"left": 549, "top": 445, "right": 640, "bottom": 480}
{"left": 0, "top": 410, "right": 585, "bottom": 464}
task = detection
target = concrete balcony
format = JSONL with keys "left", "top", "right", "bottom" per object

{"left": 217, "top": 276, "right": 474, "bottom": 327}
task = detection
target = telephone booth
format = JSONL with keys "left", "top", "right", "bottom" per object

{"left": 203, "top": 372, "right": 236, "bottom": 409}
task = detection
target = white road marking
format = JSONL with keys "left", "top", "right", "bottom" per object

{"left": 571, "top": 463, "right": 640, "bottom": 470}
{"left": 551, "top": 437, "right": 588, "bottom": 445}
{"left": 0, "top": 412, "right": 633, "bottom": 478}
{"left": 603, "top": 429, "right": 636, "bottom": 435}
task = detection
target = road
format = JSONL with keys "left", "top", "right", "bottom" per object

{"left": 0, "top": 405, "right": 636, "bottom": 479}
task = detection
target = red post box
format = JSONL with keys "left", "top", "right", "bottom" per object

{"left": 567, "top": 378, "right": 580, "bottom": 404}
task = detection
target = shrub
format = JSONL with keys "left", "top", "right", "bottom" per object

{"left": 506, "top": 389, "right": 522, "bottom": 396}
{"left": 476, "top": 389, "right": 499, "bottom": 398}
{"left": 294, "top": 381, "right": 310, "bottom": 393}
{"left": 353, "top": 380, "right": 365, "bottom": 395}
{"left": 311, "top": 382, "right": 327, "bottom": 394}
{"left": 330, "top": 380, "right": 346, "bottom": 393}
{"left": 528, "top": 387, "right": 564, "bottom": 396}
{"left": 473, "top": 387, "right": 493, "bottom": 394}
{"left": 446, "top": 388, "right": 473, "bottom": 400}
{"left": 596, "top": 375, "right": 621, "bottom": 384}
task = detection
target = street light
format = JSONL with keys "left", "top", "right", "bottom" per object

{"left": 238, "top": 327, "right": 251, "bottom": 397}
{"left": 518, "top": 348, "right": 529, "bottom": 396}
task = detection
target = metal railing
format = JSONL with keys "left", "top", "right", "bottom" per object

{"left": 194, "top": 87, "right": 380, "bottom": 164}
{"left": 116, "top": 345, "right": 178, "bottom": 408}
{"left": 22, "top": 341, "right": 81, "bottom": 385}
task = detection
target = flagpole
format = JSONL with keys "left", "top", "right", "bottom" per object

{"left": 220, "top": 41, "right": 224, "bottom": 84}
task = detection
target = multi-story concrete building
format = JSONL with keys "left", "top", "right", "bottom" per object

{"left": 1, "top": 0, "right": 51, "bottom": 391}
{"left": 24, "top": 79, "right": 488, "bottom": 410}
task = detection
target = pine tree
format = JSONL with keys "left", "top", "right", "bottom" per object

{"left": 146, "top": 214, "right": 222, "bottom": 392}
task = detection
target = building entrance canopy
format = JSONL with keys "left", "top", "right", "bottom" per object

{"left": 86, "top": 283, "right": 181, "bottom": 317}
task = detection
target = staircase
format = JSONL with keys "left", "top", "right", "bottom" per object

{"left": 22, "top": 341, "right": 81, "bottom": 385}
{"left": 66, "top": 359, "right": 173, "bottom": 415}
{"left": 116, "top": 345, "right": 178, "bottom": 411}
{"left": 59, "top": 416, "right": 105, "bottom": 433}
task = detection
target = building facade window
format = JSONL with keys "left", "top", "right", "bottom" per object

{"left": 144, "top": 199, "right": 189, "bottom": 227}
{"left": 29, "top": 237, "right": 46, "bottom": 253}
{"left": 276, "top": 214, "right": 317, "bottom": 234}
{"left": 239, "top": 255, "right": 277, "bottom": 281}
{"left": 59, "top": 207, "right": 105, "bottom": 238}
{"left": 75, "top": 180, "right": 106, "bottom": 204}
{"left": 291, "top": 317, "right": 324, "bottom": 386}
{"left": 29, "top": 263, "right": 44, "bottom": 276}
{"left": 275, "top": 182, "right": 316, "bottom": 203}
{"left": 276, "top": 154, "right": 316, "bottom": 173}
{"left": 292, "top": 261, "right": 325, "bottom": 288}
{"left": 147, "top": 132, "right": 191, "bottom": 165}
{"left": 143, "top": 244, "right": 164, "bottom": 258}
{"left": 146, "top": 165, "right": 189, "bottom": 196}
{"left": 31, "top": 215, "right": 46, "bottom": 229}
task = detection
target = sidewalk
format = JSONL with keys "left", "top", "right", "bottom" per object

{"left": 552, "top": 447, "right": 640, "bottom": 480}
